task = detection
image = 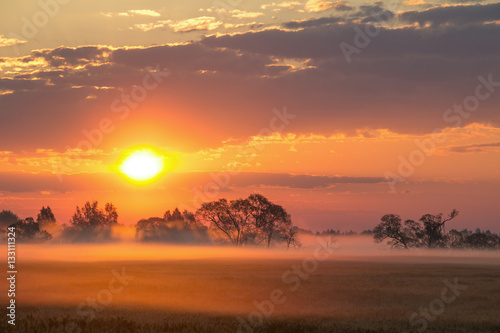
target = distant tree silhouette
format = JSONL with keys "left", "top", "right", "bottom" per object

{"left": 164, "top": 208, "right": 183, "bottom": 222}
{"left": 136, "top": 208, "right": 209, "bottom": 243}
{"left": 69, "top": 201, "right": 118, "bottom": 228}
{"left": 374, "top": 210, "right": 465, "bottom": 249}
{"left": 62, "top": 201, "right": 119, "bottom": 242}
{"left": 0, "top": 210, "right": 20, "bottom": 230}
{"left": 36, "top": 206, "right": 59, "bottom": 237}
{"left": 10, "top": 217, "right": 52, "bottom": 242}
{"left": 283, "top": 225, "right": 301, "bottom": 249}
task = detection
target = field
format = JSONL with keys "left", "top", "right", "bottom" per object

{"left": 2, "top": 242, "right": 500, "bottom": 332}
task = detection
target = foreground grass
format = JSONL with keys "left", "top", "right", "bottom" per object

{"left": 3, "top": 306, "right": 500, "bottom": 333}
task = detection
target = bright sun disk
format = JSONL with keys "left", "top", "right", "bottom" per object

{"left": 119, "top": 149, "right": 165, "bottom": 182}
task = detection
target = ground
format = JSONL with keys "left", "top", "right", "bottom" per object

{"left": 2, "top": 246, "right": 500, "bottom": 332}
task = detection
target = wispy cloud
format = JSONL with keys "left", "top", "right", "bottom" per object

{"left": 0, "top": 35, "right": 27, "bottom": 48}
{"left": 101, "top": 9, "right": 161, "bottom": 18}
{"left": 128, "top": 9, "right": 161, "bottom": 17}
{"left": 202, "top": 8, "right": 264, "bottom": 19}
{"left": 443, "top": 142, "right": 500, "bottom": 154}
{"left": 261, "top": 1, "right": 302, "bottom": 11}
{"left": 169, "top": 16, "right": 223, "bottom": 32}
{"left": 304, "top": 0, "right": 341, "bottom": 12}
{"left": 135, "top": 17, "right": 223, "bottom": 32}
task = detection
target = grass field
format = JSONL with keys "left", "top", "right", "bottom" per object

{"left": 2, "top": 243, "right": 500, "bottom": 332}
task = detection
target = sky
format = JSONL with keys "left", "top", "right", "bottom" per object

{"left": 0, "top": 0, "right": 499, "bottom": 232}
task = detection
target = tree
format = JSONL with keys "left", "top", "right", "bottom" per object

{"left": 135, "top": 217, "right": 168, "bottom": 242}
{"left": 196, "top": 198, "right": 252, "bottom": 245}
{"left": 448, "top": 229, "right": 466, "bottom": 248}
{"left": 36, "top": 206, "right": 59, "bottom": 236}
{"left": 196, "top": 194, "right": 296, "bottom": 247}
{"left": 374, "top": 210, "right": 459, "bottom": 249}
{"left": 164, "top": 208, "right": 183, "bottom": 222}
{"left": 283, "top": 225, "right": 301, "bottom": 249}
{"left": 420, "top": 209, "right": 458, "bottom": 248}
{"left": 63, "top": 201, "right": 119, "bottom": 242}
{"left": 247, "top": 194, "right": 292, "bottom": 247}
{"left": 70, "top": 201, "right": 118, "bottom": 229}
{"left": 373, "top": 214, "right": 419, "bottom": 249}
{"left": 10, "top": 217, "right": 52, "bottom": 243}
{"left": 0, "top": 210, "right": 20, "bottom": 230}
{"left": 135, "top": 209, "right": 210, "bottom": 244}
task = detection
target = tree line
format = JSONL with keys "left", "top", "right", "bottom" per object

{"left": 0, "top": 194, "right": 300, "bottom": 248}
{"left": 373, "top": 210, "right": 500, "bottom": 249}
{"left": 2, "top": 203, "right": 499, "bottom": 249}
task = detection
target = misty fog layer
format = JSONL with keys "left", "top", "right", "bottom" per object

{"left": 10, "top": 235, "right": 500, "bottom": 265}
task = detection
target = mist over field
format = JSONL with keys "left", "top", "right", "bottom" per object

{"left": 1, "top": 236, "right": 499, "bottom": 332}
{"left": 10, "top": 235, "right": 500, "bottom": 264}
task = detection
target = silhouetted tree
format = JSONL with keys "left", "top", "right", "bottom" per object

{"left": 247, "top": 194, "right": 292, "bottom": 247}
{"left": 70, "top": 201, "right": 118, "bottom": 228}
{"left": 164, "top": 208, "right": 183, "bottom": 222}
{"left": 36, "top": 206, "right": 59, "bottom": 237}
{"left": 10, "top": 217, "right": 52, "bottom": 243}
{"left": 135, "top": 217, "right": 169, "bottom": 242}
{"left": 196, "top": 198, "right": 252, "bottom": 245}
{"left": 373, "top": 214, "right": 420, "bottom": 249}
{"left": 63, "top": 201, "right": 118, "bottom": 242}
{"left": 374, "top": 210, "right": 461, "bottom": 249}
{"left": 283, "top": 225, "right": 301, "bottom": 249}
{"left": 465, "top": 231, "right": 500, "bottom": 248}
{"left": 0, "top": 210, "right": 20, "bottom": 230}
{"left": 420, "top": 209, "right": 458, "bottom": 248}
{"left": 196, "top": 194, "right": 296, "bottom": 247}
{"left": 135, "top": 209, "right": 210, "bottom": 243}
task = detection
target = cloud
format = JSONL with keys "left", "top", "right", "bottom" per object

{"left": 169, "top": 16, "right": 223, "bottom": 32}
{"left": 444, "top": 142, "right": 500, "bottom": 154}
{"left": 331, "top": 1, "right": 354, "bottom": 11}
{"left": 282, "top": 16, "right": 342, "bottom": 29}
{"left": 224, "top": 22, "right": 265, "bottom": 30}
{"left": 401, "top": 0, "right": 429, "bottom": 6}
{"left": 261, "top": 1, "right": 302, "bottom": 10}
{"left": 351, "top": 4, "right": 394, "bottom": 23}
{"left": 136, "top": 17, "right": 223, "bottom": 32}
{"left": 399, "top": 3, "right": 500, "bottom": 26}
{"left": 232, "top": 10, "right": 265, "bottom": 19}
{"left": 201, "top": 21, "right": 500, "bottom": 59}
{"left": 0, "top": 171, "right": 386, "bottom": 193}
{"left": 201, "top": 7, "right": 264, "bottom": 19}
{"left": 304, "top": 0, "right": 340, "bottom": 13}
{"left": 3, "top": 3, "right": 500, "bottom": 154}
{"left": 0, "top": 35, "right": 27, "bottom": 48}
{"left": 229, "top": 173, "right": 386, "bottom": 188}
{"left": 128, "top": 9, "right": 161, "bottom": 17}
{"left": 102, "top": 9, "right": 161, "bottom": 17}
{"left": 134, "top": 20, "right": 172, "bottom": 32}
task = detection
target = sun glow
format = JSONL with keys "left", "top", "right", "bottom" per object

{"left": 119, "top": 149, "right": 165, "bottom": 182}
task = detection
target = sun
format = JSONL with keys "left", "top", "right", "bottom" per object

{"left": 119, "top": 149, "right": 165, "bottom": 182}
